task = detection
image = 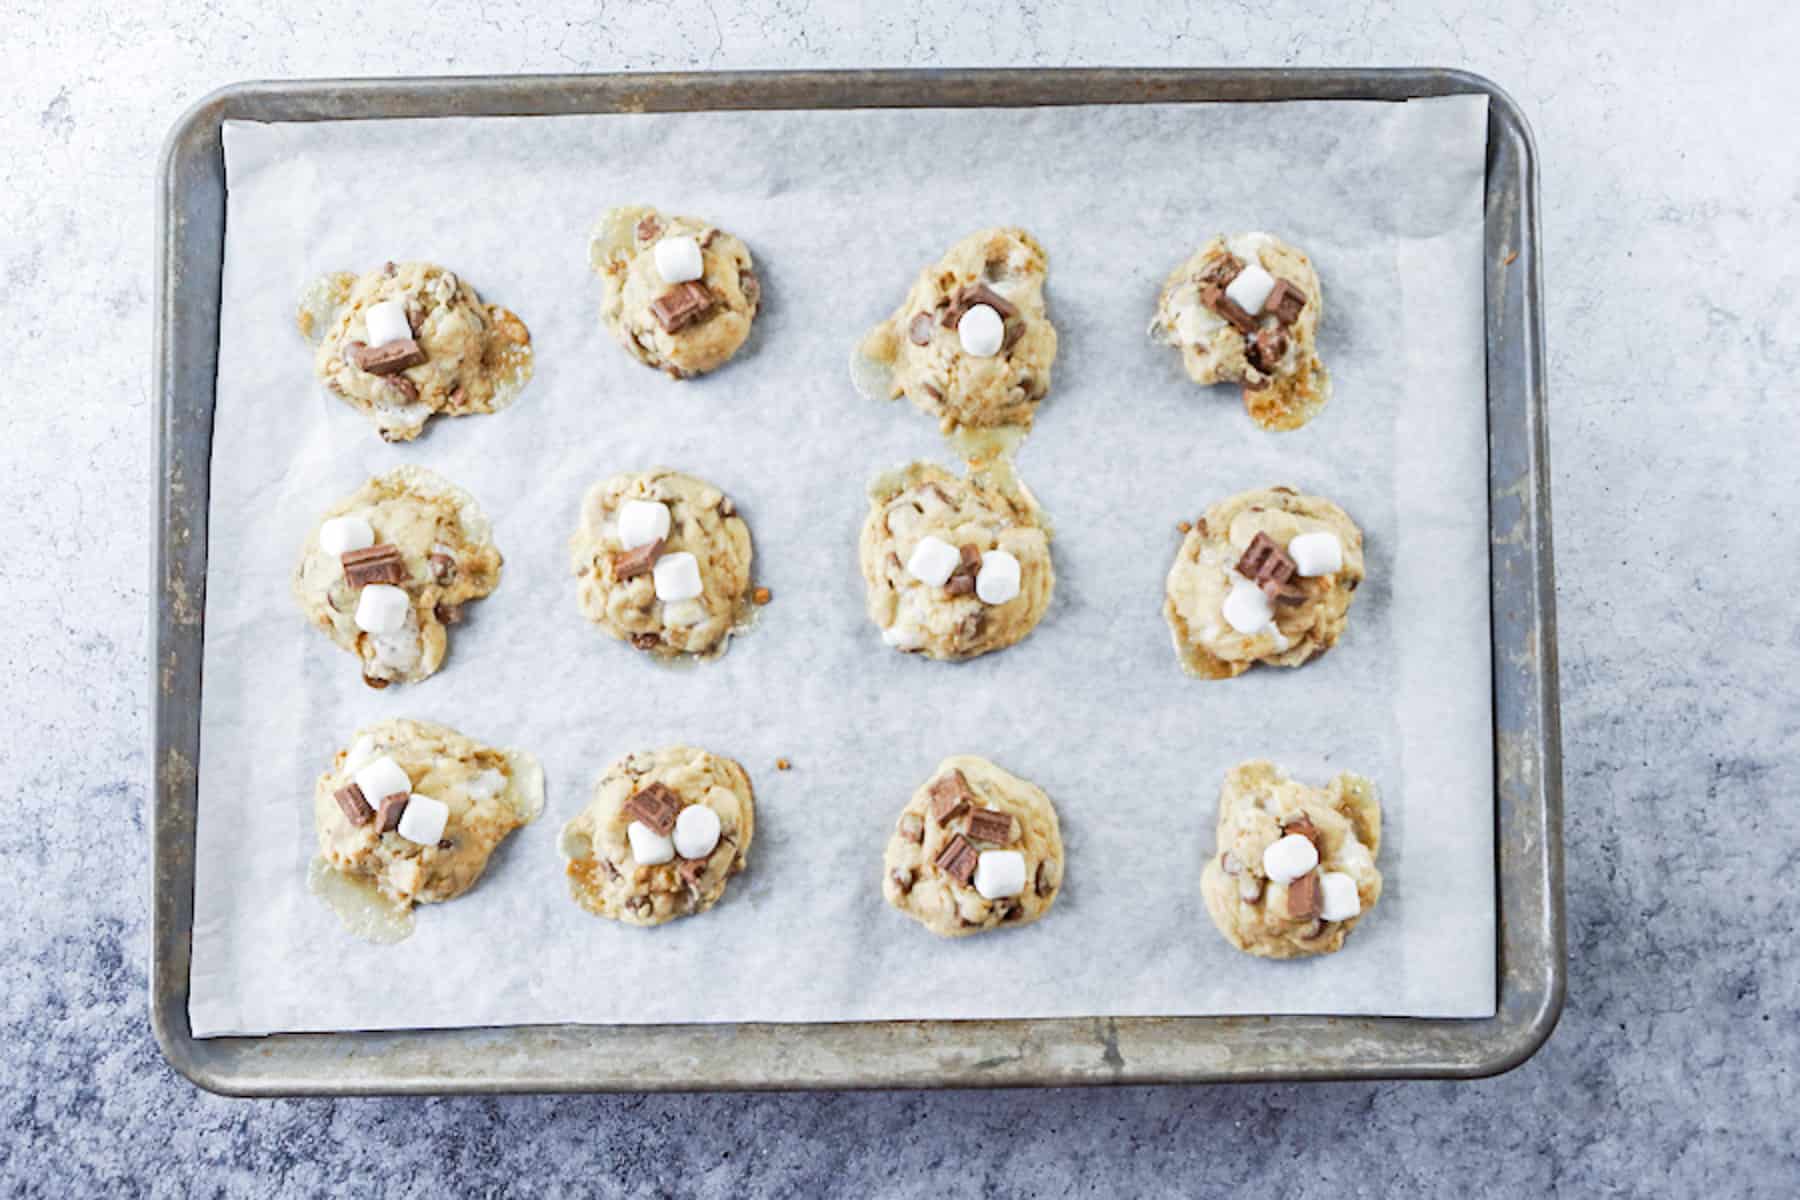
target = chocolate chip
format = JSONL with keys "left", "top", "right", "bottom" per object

{"left": 341, "top": 544, "right": 407, "bottom": 588}
{"left": 1286, "top": 872, "right": 1322, "bottom": 920}
{"left": 1262, "top": 279, "right": 1307, "bottom": 325}
{"left": 890, "top": 866, "right": 915, "bottom": 895}
{"left": 966, "top": 808, "right": 1015, "bottom": 845}
{"left": 353, "top": 337, "right": 426, "bottom": 375}
{"left": 908, "top": 313, "right": 934, "bottom": 346}
{"left": 613, "top": 537, "right": 665, "bottom": 580}
{"left": 899, "top": 812, "right": 924, "bottom": 843}
{"left": 376, "top": 792, "right": 408, "bottom": 833}
{"left": 650, "top": 281, "right": 717, "bottom": 333}
{"left": 1247, "top": 326, "right": 1290, "bottom": 374}
{"left": 624, "top": 782, "right": 683, "bottom": 836}
{"left": 334, "top": 784, "right": 373, "bottom": 826}
{"left": 1199, "top": 253, "right": 1243, "bottom": 288}
{"left": 928, "top": 770, "right": 976, "bottom": 825}
{"left": 934, "top": 834, "right": 979, "bottom": 886}
{"left": 438, "top": 838, "right": 454, "bottom": 851}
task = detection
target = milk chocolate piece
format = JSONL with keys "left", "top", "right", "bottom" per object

{"left": 929, "top": 770, "right": 976, "bottom": 825}
{"left": 966, "top": 808, "right": 1015, "bottom": 845}
{"left": 1247, "top": 326, "right": 1290, "bottom": 374}
{"left": 650, "top": 281, "right": 716, "bottom": 333}
{"left": 334, "top": 783, "right": 374, "bottom": 826}
{"left": 1281, "top": 815, "right": 1321, "bottom": 851}
{"left": 428, "top": 552, "right": 457, "bottom": 583}
{"left": 678, "top": 856, "right": 710, "bottom": 889}
{"left": 1199, "top": 253, "right": 1243, "bottom": 288}
{"left": 376, "top": 792, "right": 408, "bottom": 834}
{"left": 1262, "top": 279, "right": 1307, "bottom": 325}
{"left": 613, "top": 537, "right": 665, "bottom": 580}
{"left": 631, "top": 632, "right": 661, "bottom": 650}
{"left": 1286, "top": 872, "right": 1322, "bottom": 920}
{"left": 1035, "top": 858, "right": 1060, "bottom": 895}
{"left": 898, "top": 812, "right": 925, "bottom": 843}
{"left": 945, "top": 573, "right": 976, "bottom": 597}
{"left": 1001, "top": 317, "right": 1026, "bottom": 352}
{"left": 625, "top": 783, "right": 682, "bottom": 836}
{"left": 908, "top": 313, "right": 934, "bottom": 346}
{"left": 935, "top": 834, "right": 979, "bottom": 886}
{"left": 945, "top": 544, "right": 981, "bottom": 595}
{"left": 433, "top": 603, "right": 463, "bottom": 626}
{"left": 1236, "top": 532, "right": 1304, "bottom": 604}
{"left": 636, "top": 214, "right": 663, "bottom": 242}
{"left": 341, "top": 543, "right": 407, "bottom": 587}
{"left": 385, "top": 374, "right": 420, "bottom": 405}
{"left": 941, "top": 282, "right": 1018, "bottom": 328}
{"left": 890, "top": 866, "right": 915, "bottom": 895}
{"left": 1201, "top": 285, "right": 1257, "bottom": 335}
{"left": 354, "top": 337, "right": 426, "bottom": 376}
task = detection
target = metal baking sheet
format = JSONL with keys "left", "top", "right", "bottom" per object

{"left": 151, "top": 68, "right": 1562, "bottom": 1092}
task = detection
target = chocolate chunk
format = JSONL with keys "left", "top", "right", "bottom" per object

{"left": 889, "top": 866, "right": 915, "bottom": 895}
{"left": 650, "top": 281, "right": 717, "bottom": 333}
{"left": 406, "top": 301, "right": 425, "bottom": 336}
{"left": 1262, "top": 279, "right": 1307, "bottom": 325}
{"left": 908, "top": 313, "right": 935, "bottom": 346}
{"left": 945, "top": 573, "right": 976, "bottom": 596}
{"left": 1281, "top": 815, "right": 1321, "bottom": 851}
{"left": 362, "top": 674, "right": 390, "bottom": 690}
{"left": 1035, "top": 858, "right": 1060, "bottom": 895}
{"left": 958, "top": 283, "right": 1018, "bottom": 322}
{"left": 935, "top": 834, "right": 979, "bottom": 886}
{"left": 376, "top": 792, "right": 408, "bottom": 833}
{"left": 613, "top": 537, "right": 665, "bottom": 580}
{"left": 1236, "top": 532, "right": 1303, "bottom": 607}
{"left": 1247, "top": 326, "right": 1290, "bottom": 374}
{"left": 1286, "top": 872, "right": 1322, "bottom": 920}
{"left": 636, "top": 214, "right": 663, "bottom": 242}
{"left": 1001, "top": 901, "right": 1023, "bottom": 922}
{"left": 624, "top": 782, "right": 682, "bottom": 836}
{"left": 898, "top": 812, "right": 924, "bottom": 843}
{"left": 334, "top": 783, "right": 373, "bottom": 826}
{"left": 1198, "top": 253, "right": 1243, "bottom": 287}
{"left": 1298, "top": 918, "right": 1329, "bottom": 940}
{"left": 679, "top": 856, "right": 710, "bottom": 889}
{"left": 385, "top": 374, "right": 420, "bottom": 404}
{"left": 353, "top": 337, "right": 426, "bottom": 376}
{"left": 1001, "top": 317, "right": 1026, "bottom": 352}
{"left": 929, "top": 770, "right": 976, "bottom": 825}
{"left": 434, "top": 603, "right": 463, "bottom": 626}
{"left": 1200, "top": 285, "right": 1257, "bottom": 335}
{"left": 631, "top": 632, "right": 662, "bottom": 650}
{"left": 966, "top": 808, "right": 1015, "bottom": 845}
{"left": 438, "top": 838, "right": 454, "bottom": 851}
{"left": 447, "top": 385, "right": 466, "bottom": 409}
{"left": 428, "top": 552, "right": 457, "bottom": 584}
{"left": 341, "top": 543, "right": 407, "bottom": 587}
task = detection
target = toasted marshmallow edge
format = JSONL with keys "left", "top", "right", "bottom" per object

{"left": 319, "top": 514, "right": 375, "bottom": 557}
{"left": 364, "top": 299, "right": 412, "bottom": 347}
{"left": 1221, "top": 578, "right": 1275, "bottom": 635}
{"left": 1225, "top": 262, "right": 1277, "bottom": 315}
{"left": 673, "top": 804, "right": 722, "bottom": 860}
{"left": 1262, "top": 833, "right": 1320, "bottom": 884}
{"left": 1288, "top": 531, "right": 1344, "bottom": 577}
{"left": 352, "top": 755, "right": 411, "bottom": 808}
{"left": 1320, "top": 871, "right": 1362, "bottom": 921}
{"left": 627, "top": 820, "right": 675, "bottom": 865}
{"left": 906, "top": 535, "right": 961, "bottom": 587}
{"left": 957, "top": 304, "right": 1005, "bottom": 357}
{"left": 396, "top": 793, "right": 449, "bottom": 845}
{"left": 654, "top": 235, "right": 704, "bottom": 284}
{"left": 354, "top": 583, "right": 411, "bottom": 635}
{"left": 652, "top": 551, "right": 703, "bottom": 603}
{"left": 618, "top": 499, "right": 672, "bottom": 551}
{"left": 976, "top": 549, "right": 1022, "bottom": 605}
{"left": 973, "top": 850, "right": 1027, "bottom": 900}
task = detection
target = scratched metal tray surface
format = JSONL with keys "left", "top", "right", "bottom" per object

{"left": 151, "top": 68, "right": 1562, "bottom": 1094}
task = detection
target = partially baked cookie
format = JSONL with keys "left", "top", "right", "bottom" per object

{"left": 1200, "top": 760, "right": 1381, "bottom": 958}
{"left": 314, "top": 718, "right": 543, "bottom": 915}
{"left": 560, "top": 745, "right": 755, "bottom": 927}
{"left": 1164, "top": 486, "right": 1363, "bottom": 679}
{"left": 857, "top": 227, "right": 1058, "bottom": 433}
{"left": 589, "top": 205, "right": 761, "bottom": 379}
{"left": 301, "top": 260, "right": 533, "bottom": 442}
{"left": 293, "top": 466, "right": 502, "bottom": 688}
{"left": 859, "top": 461, "right": 1053, "bottom": 661}
{"left": 1150, "top": 233, "right": 1328, "bottom": 431}
{"left": 883, "top": 755, "right": 1063, "bottom": 938}
{"left": 570, "top": 468, "right": 755, "bottom": 659}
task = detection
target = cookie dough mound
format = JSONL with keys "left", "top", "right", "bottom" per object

{"left": 314, "top": 718, "right": 543, "bottom": 914}
{"left": 303, "top": 260, "right": 533, "bottom": 442}
{"left": 1150, "top": 232, "right": 1328, "bottom": 431}
{"left": 293, "top": 465, "right": 502, "bottom": 687}
{"left": 858, "top": 227, "right": 1058, "bottom": 433}
{"left": 570, "top": 468, "right": 754, "bottom": 659}
{"left": 883, "top": 755, "right": 1063, "bottom": 937}
{"left": 1200, "top": 760, "right": 1382, "bottom": 958}
{"left": 589, "top": 205, "right": 761, "bottom": 379}
{"left": 1163, "top": 486, "right": 1363, "bottom": 679}
{"left": 859, "top": 461, "right": 1054, "bottom": 661}
{"left": 560, "top": 746, "right": 755, "bottom": 927}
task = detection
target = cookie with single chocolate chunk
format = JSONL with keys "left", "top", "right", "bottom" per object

{"left": 882, "top": 755, "right": 1063, "bottom": 938}
{"left": 560, "top": 746, "right": 755, "bottom": 927}
{"left": 858, "top": 460, "right": 1053, "bottom": 661}
{"left": 313, "top": 718, "right": 543, "bottom": 925}
{"left": 1200, "top": 760, "right": 1382, "bottom": 958}
{"left": 1163, "top": 486, "right": 1363, "bottom": 679}
{"left": 1149, "top": 232, "right": 1328, "bottom": 431}
{"left": 300, "top": 260, "right": 532, "bottom": 442}
{"left": 293, "top": 466, "right": 501, "bottom": 687}
{"left": 589, "top": 205, "right": 760, "bottom": 379}
{"left": 856, "top": 227, "right": 1058, "bottom": 433}
{"left": 569, "top": 467, "right": 755, "bottom": 659}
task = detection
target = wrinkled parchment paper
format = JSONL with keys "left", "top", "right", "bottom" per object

{"left": 190, "top": 96, "right": 1494, "bottom": 1037}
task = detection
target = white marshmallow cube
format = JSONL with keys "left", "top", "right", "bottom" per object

{"left": 1320, "top": 871, "right": 1362, "bottom": 921}
{"left": 1262, "top": 833, "right": 1320, "bottom": 884}
{"left": 618, "top": 499, "right": 672, "bottom": 550}
{"left": 344, "top": 735, "right": 380, "bottom": 772}
{"left": 1225, "top": 262, "right": 1277, "bottom": 315}
{"left": 652, "top": 551, "right": 703, "bottom": 603}
{"left": 627, "top": 820, "right": 675, "bottom": 865}
{"left": 319, "top": 515, "right": 375, "bottom": 557}
{"left": 673, "top": 804, "right": 722, "bottom": 860}
{"left": 973, "top": 850, "right": 1027, "bottom": 900}
{"left": 353, "top": 755, "right": 411, "bottom": 806}
{"left": 905, "top": 536, "right": 961, "bottom": 587}
{"left": 1288, "top": 531, "right": 1344, "bottom": 577}
{"left": 654, "top": 235, "right": 704, "bottom": 284}
{"left": 1221, "top": 578, "right": 1275, "bottom": 635}
{"left": 364, "top": 299, "right": 413, "bottom": 347}
{"left": 396, "top": 793, "right": 449, "bottom": 846}
{"left": 957, "top": 304, "right": 1006, "bottom": 357}
{"left": 354, "top": 583, "right": 411, "bottom": 635}
{"left": 976, "top": 549, "right": 1022, "bottom": 605}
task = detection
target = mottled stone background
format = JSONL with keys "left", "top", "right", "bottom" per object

{"left": 4, "top": 2, "right": 1794, "bottom": 1195}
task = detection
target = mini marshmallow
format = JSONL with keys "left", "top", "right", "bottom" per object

{"left": 1221, "top": 578, "right": 1274, "bottom": 635}
{"left": 1288, "top": 531, "right": 1344, "bottom": 577}
{"left": 957, "top": 304, "right": 1005, "bottom": 357}
{"left": 973, "top": 850, "right": 1027, "bottom": 900}
{"left": 344, "top": 735, "right": 380, "bottom": 772}
{"left": 318, "top": 515, "right": 375, "bottom": 557}
{"left": 618, "top": 499, "right": 672, "bottom": 550}
{"left": 882, "top": 624, "right": 924, "bottom": 650}
{"left": 654, "top": 235, "right": 704, "bottom": 284}
{"left": 976, "top": 549, "right": 1022, "bottom": 605}
{"left": 663, "top": 600, "right": 706, "bottom": 628}
{"left": 652, "top": 551, "right": 703, "bottom": 603}
{"left": 353, "top": 755, "right": 411, "bottom": 808}
{"left": 627, "top": 820, "right": 675, "bottom": 865}
{"left": 673, "top": 804, "right": 722, "bottom": 860}
{"left": 1320, "top": 871, "right": 1362, "bottom": 922}
{"left": 1225, "top": 261, "right": 1277, "bottom": 315}
{"left": 1262, "top": 833, "right": 1320, "bottom": 884}
{"left": 396, "top": 793, "right": 449, "bottom": 846}
{"left": 354, "top": 583, "right": 411, "bottom": 635}
{"left": 906, "top": 536, "right": 960, "bottom": 587}
{"left": 364, "top": 299, "right": 412, "bottom": 347}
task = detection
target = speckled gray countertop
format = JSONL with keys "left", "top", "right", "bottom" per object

{"left": 5, "top": 2, "right": 1795, "bottom": 1195}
